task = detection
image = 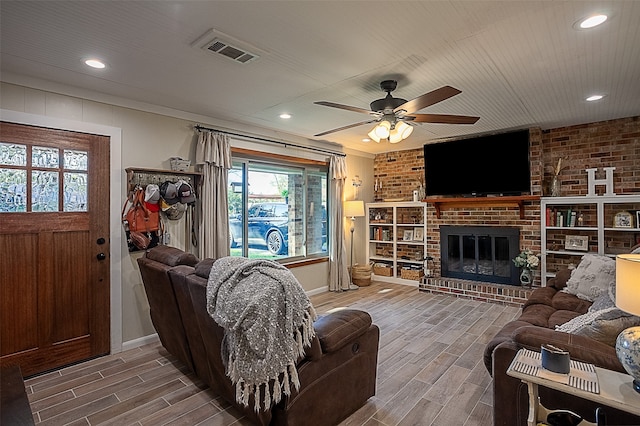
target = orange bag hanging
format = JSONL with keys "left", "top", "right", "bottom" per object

{"left": 123, "top": 187, "right": 160, "bottom": 233}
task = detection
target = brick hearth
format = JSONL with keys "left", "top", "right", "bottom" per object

{"left": 419, "top": 277, "right": 533, "bottom": 307}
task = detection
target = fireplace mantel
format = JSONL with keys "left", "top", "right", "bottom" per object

{"left": 426, "top": 195, "right": 540, "bottom": 219}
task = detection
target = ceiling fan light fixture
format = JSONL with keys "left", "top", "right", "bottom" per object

{"left": 396, "top": 121, "right": 414, "bottom": 139}
{"left": 374, "top": 121, "right": 391, "bottom": 139}
{"left": 388, "top": 128, "right": 403, "bottom": 144}
{"left": 367, "top": 128, "right": 381, "bottom": 143}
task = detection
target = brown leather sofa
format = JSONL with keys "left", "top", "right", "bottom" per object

{"left": 137, "top": 245, "right": 380, "bottom": 426}
{"left": 484, "top": 268, "right": 640, "bottom": 426}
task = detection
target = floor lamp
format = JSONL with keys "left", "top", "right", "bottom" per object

{"left": 344, "top": 200, "right": 365, "bottom": 291}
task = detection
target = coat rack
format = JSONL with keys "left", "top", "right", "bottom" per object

{"left": 125, "top": 167, "right": 202, "bottom": 194}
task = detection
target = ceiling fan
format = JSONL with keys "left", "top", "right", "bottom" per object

{"left": 314, "top": 80, "right": 480, "bottom": 143}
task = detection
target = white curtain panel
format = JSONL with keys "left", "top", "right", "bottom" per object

{"left": 328, "top": 155, "right": 350, "bottom": 292}
{"left": 195, "top": 131, "right": 232, "bottom": 259}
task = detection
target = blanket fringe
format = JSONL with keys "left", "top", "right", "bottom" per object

{"left": 272, "top": 375, "right": 281, "bottom": 403}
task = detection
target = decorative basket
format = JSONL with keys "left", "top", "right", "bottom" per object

{"left": 400, "top": 269, "right": 424, "bottom": 281}
{"left": 373, "top": 265, "right": 393, "bottom": 276}
{"left": 351, "top": 263, "right": 373, "bottom": 287}
{"left": 170, "top": 157, "right": 191, "bottom": 172}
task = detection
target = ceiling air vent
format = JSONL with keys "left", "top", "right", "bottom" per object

{"left": 192, "top": 29, "right": 263, "bottom": 65}
{"left": 205, "top": 39, "right": 258, "bottom": 64}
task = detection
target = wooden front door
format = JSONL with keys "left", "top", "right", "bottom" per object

{"left": 0, "top": 122, "right": 111, "bottom": 377}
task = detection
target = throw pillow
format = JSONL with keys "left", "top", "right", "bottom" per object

{"left": 556, "top": 307, "right": 640, "bottom": 346}
{"left": 562, "top": 253, "right": 615, "bottom": 302}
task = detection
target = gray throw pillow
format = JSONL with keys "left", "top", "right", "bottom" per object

{"left": 562, "top": 253, "right": 615, "bottom": 302}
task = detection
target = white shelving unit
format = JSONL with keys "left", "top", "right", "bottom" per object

{"left": 540, "top": 195, "right": 640, "bottom": 280}
{"left": 366, "top": 202, "right": 428, "bottom": 285}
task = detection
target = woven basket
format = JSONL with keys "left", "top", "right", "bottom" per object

{"left": 351, "top": 263, "right": 373, "bottom": 287}
{"left": 373, "top": 265, "right": 393, "bottom": 276}
{"left": 400, "top": 269, "right": 424, "bottom": 281}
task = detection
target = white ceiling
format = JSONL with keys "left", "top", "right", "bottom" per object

{"left": 1, "top": 1, "right": 639, "bottom": 155}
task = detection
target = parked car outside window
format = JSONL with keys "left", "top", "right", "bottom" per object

{"left": 229, "top": 202, "right": 289, "bottom": 255}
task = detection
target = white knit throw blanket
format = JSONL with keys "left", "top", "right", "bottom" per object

{"left": 206, "top": 256, "right": 317, "bottom": 412}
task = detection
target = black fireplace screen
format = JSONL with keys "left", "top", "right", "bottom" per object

{"left": 441, "top": 226, "right": 520, "bottom": 285}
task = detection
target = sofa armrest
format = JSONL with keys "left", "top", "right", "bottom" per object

{"left": 313, "top": 309, "right": 372, "bottom": 353}
{"left": 512, "top": 326, "right": 624, "bottom": 372}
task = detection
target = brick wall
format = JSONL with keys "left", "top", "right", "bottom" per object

{"left": 373, "top": 116, "right": 640, "bottom": 286}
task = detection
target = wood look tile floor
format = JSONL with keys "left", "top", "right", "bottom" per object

{"left": 24, "top": 282, "right": 521, "bottom": 426}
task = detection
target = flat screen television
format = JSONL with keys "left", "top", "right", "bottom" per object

{"left": 423, "top": 129, "right": 531, "bottom": 197}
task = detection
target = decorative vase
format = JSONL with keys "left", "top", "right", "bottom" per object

{"left": 519, "top": 268, "right": 532, "bottom": 286}
{"left": 550, "top": 176, "right": 561, "bottom": 197}
{"left": 616, "top": 326, "right": 640, "bottom": 393}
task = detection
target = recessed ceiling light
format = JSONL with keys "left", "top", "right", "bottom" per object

{"left": 586, "top": 94, "right": 604, "bottom": 102}
{"left": 576, "top": 14, "right": 608, "bottom": 29}
{"left": 279, "top": 113, "right": 291, "bottom": 119}
{"left": 362, "top": 138, "right": 371, "bottom": 142}
{"left": 84, "top": 59, "right": 106, "bottom": 69}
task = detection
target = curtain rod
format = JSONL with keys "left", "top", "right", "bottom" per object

{"left": 194, "top": 124, "right": 346, "bottom": 157}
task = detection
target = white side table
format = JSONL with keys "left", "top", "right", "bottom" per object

{"left": 506, "top": 349, "right": 640, "bottom": 426}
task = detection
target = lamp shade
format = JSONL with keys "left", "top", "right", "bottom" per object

{"left": 344, "top": 200, "right": 365, "bottom": 218}
{"left": 398, "top": 121, "right": 414, "bottom": 139}
{"left": 374, "top": 121, "right": 390, "bottom": 139}
{"left": 388, "top": 127, "right": 403, "bottom": 144}
{"left": 614, "top": 253, "right": 640, "bottom": 394}
{"left": 616, "top": 254, "right": 640, "bottom": 315}
{"left": 367, "top": 128, "right": 381, "bottom": 143}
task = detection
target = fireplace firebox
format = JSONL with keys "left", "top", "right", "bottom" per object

{"left": 440, "top": 225, "right": 520, "bottom": 285}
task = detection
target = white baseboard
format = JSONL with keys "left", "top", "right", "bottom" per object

{"left": 121, "top": 333, "right": 159, "bottom": 352}
{"left": 306, "top": 286, "right": 328, "bottom": 297}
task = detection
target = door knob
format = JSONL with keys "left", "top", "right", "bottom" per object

{"left": 96, "top": 253, "right": 106, "bottom": 261}
{"left": 97, "top": 237, "right": 106, "bottom": 245}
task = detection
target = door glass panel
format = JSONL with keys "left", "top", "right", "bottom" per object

{"left": 462, "top": 235, "right": 476, "bottom": 273}
{"left": 64, "top": 150, "right": 88, "bottom": 171}
{"left": 447, "top": 235, "right": 461, "bottom": 273}
{"left": 495, "top": 236, "right": 510, "bottom": 277}
{"left": 32, "top": 170, "right": 59, "bottom": 211}
{"left": 32, "top": 146, "right": 59, "bottom": 168}
{"left": 0, "top": 142, "right": 27, "bottom": 166}
{"left": 478, "top": 235, "right": 492, "bottom": 275}
{"left": 0, "top": 168, "right": 27, "bottom": 212}
{"left": 64, "top": 172, "right": 88, "bottom": 211}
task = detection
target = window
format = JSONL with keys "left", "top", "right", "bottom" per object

{"left": 0, "top": 142, "right": 88, "bottom": 212}
{"left": 228, "top": 156, "right": 328, "bottom": 261}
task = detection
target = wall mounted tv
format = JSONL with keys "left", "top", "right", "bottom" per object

{"left": 423, "top": 129, "right": 531, "bottom": 197}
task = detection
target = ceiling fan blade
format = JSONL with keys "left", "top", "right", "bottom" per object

{"left": 314, "top": 101, "right": 373, "bottom": 115}
{"left": 396, "top": 86, "right": 462, "bottom": 114}
{"left": 314, "top": 119, "right": 377, "bottom": 137}
{"left": 407, "top": 114, "right": 480, "bottom": 124}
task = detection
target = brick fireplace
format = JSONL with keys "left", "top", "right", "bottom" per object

{"left": 371, "top": 117, "right": 639, "bottom": 304}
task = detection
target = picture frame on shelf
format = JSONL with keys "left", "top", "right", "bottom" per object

{"left": 636, "top": 211, "right": 640, "bottom": 229}
{"left": 403, "top": 230, "right": 414, "bottom": 241}
{"left": 413, "top": 227, "right": 424, "bottom": 241}
{"left": 564, "top": 235, "right": 589, "bottom": 251}
{"left": 614, "top": 211, "right": 634, "bottom": 228}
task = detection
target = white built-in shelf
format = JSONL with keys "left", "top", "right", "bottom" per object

{"left": 366, "top": 202, "right": 428, "bottom": 285}
{"left": 540, "top": 194, "right": 640, "bottom": 281}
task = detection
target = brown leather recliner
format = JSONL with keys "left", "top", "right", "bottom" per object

{"left": 136, "top": 246, "right": 199, "bottom": 372}
{"left": 139, "top": 246, "right": 380, "bottom": 426}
